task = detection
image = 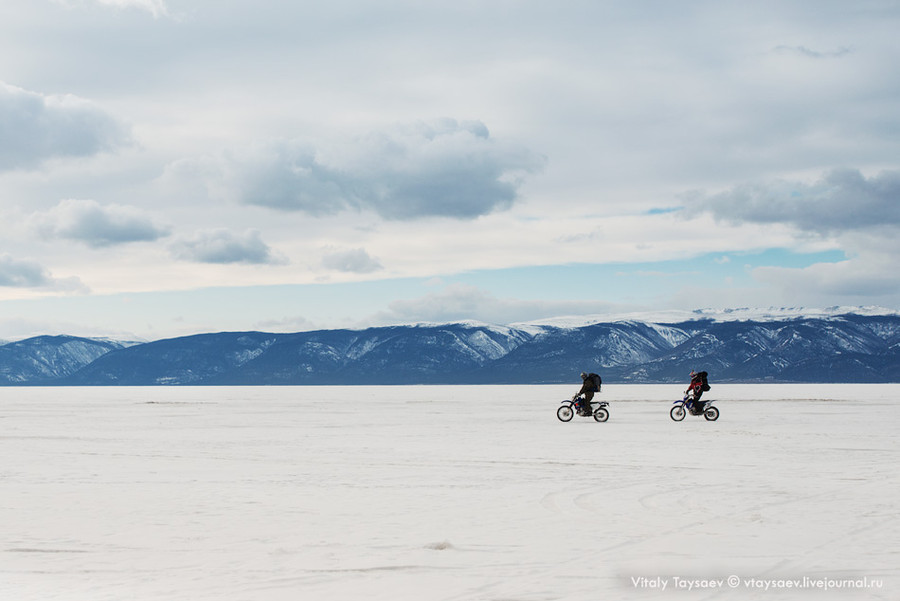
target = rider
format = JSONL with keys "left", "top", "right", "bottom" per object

{"left": 686, "top": 370, "right": 710, "bottom": 414}
{"left": 572, "top": 371, "right": 602, "bottom": 416}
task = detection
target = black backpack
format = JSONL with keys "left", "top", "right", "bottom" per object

{"left": 588, "top": 372, "right": 602, "bottom": 392}
{"left": 694, "top": 371, "right": 710, "bottom": 391}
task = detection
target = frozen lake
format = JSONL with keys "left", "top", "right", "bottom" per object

{"left": 2, "top": 384, "right": 898, "bottom": 600}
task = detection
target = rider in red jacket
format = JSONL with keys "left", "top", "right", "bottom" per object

{"left": 686, "top": 370, "right": 710, "bottom": 413}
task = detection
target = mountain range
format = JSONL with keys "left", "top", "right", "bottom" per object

{"left": 2, "top": 308, "right": 899, "bottom": 385}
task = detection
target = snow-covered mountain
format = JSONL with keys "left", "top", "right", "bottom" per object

{"left": 515, "top": 305, "right": 900, "bottom": 328}
{"left": 0, "top": 336, "right": 134, "bottom": 384}
{"left": 3, "top": 309, "right": 900, "bottom": 385}
{"left": 60, "top": 324, "right": 535, "bottom": 385}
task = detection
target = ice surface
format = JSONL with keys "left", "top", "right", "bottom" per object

{"left": 1, "top": 385, "right": 897, "bottom": 600}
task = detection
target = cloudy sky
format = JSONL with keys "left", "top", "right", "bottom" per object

{"left": 1, "top": 0, "right": 899, "bottom": 340}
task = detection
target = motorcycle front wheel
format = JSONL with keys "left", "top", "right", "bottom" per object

{"left": 593, "top": 408, "right": 609, "bottom": 422}
{"left": 704, "top": 406, "right": 720, "bottom": 421}
{"left": 670, "top": 405, "right": 686, "bottom": 421}
{"left": 557, "top": 405, "right": 574, "bottom": 422}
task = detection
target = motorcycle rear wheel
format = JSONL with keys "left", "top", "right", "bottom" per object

{"left": 704, "top": 406, "right": 720, "bottom": 421}
{"left": 593, "top": 408, "right": 609, "bottom": 422}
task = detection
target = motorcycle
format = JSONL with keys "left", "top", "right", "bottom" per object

{"left": 670, "top": 392, "right": 719, "bottom": 421}
{"left": 557, "top": 395, "right": 609, "bottom": 423}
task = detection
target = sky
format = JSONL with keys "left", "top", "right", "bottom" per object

{"left": 1, "top": 0, "right": 899, "bottom": 341}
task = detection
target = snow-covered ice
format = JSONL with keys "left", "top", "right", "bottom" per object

{"left": 2, "top": 384, "right": 897, "bottom": 600}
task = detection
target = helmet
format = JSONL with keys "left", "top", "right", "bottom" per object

{"left": 580, "top": 372, "right": 588, "bottom": 379}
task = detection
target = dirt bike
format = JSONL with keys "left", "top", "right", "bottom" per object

{"left": 557, "top": 395, "right": 609, "bottom": 422}
{"left": 670, "top": 392, "right": 719, "bottom": 421}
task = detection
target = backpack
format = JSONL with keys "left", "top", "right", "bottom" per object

{"left": 588, "top": 372, "right": 602, "bottom": 392}
{"left": 694, "top": 371, "right": 710, "bottom": 391}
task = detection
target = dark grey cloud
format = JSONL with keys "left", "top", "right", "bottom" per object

{"left": 773, "top": 45, "right": 853, "bottom": 59}
{"left": 175, "top": 119, "right": 545, "bottom": 220}
{"left": 0, "top": 82, "right": 130, "bottom": 171}
{"left": 31, "top": 199, "right": 170, "bottom": 247}
{"left": 170, "top": 229, "right": 283, "bottom": 264}
{"left": 321, "top": 248, "right": 382, "bottom": 274}
{"left": 0, "top": 254, "right": 86, "bottom": 291}
{"left": 0, "top": 255, "right": 54, "bottom": 287}
{"left": 682, "top": 168, "right": 900, "bottom": 234}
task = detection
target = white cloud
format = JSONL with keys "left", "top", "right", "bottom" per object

{"left": 170, "top": 229, "right": 284, "bottom": 265}
{"left": 97, "top": 0, "right": 168, "bottom": 17}
{"left": 2, "top": 0, "right": 900, "bottom": 335}
{"left": 30, "top": 199, "right": 170, "bottom": 248}
{"left": 0, "top": 82, "right": 130, "bottom": 171}
{"left": 252, "top": 315, "right": 315, "bottom": 332}
{"left": 321, "top": 248, "right": 383, "bottom": 274}
{"left": 52, "top": 0, "right": 170, "bottom": 18}
{"left": 752, "top": 260, "right": 900, "bottom": 304}
{"left": 372, "top": 283, "right": 624, "bottom": 326}
{"left": 753, "top": 254, "right": 900, "bottom": 299}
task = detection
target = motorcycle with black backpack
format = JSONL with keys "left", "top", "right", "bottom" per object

{"left": 557, "top": 372, "right": 609, "bottom": 423}
{"left": 670, "top": 370, "right": 719, "bottom": 421}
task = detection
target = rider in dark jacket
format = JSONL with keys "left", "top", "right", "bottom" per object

{"left": 573, "top": 371, "right": 602, "bottom": 416}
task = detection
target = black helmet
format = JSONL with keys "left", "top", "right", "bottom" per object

{"left": 580, "top": 371, "right": 588, "bottom": 379}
